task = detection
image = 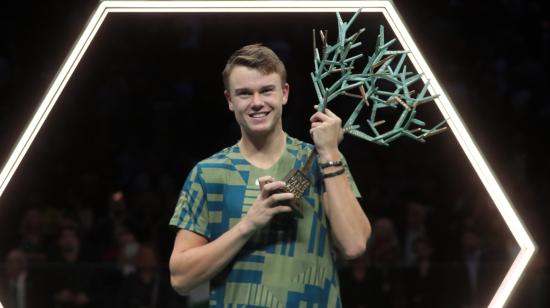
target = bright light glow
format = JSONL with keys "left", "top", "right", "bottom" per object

{"left": 0, "top": 1, "right": 535, "bottom": 307}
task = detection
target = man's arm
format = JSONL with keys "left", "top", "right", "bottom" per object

{"left": 310, "top": 108, "right": 372, "bottom": 259}
{"left": 169, "top": 223, "right": 253, "bottom": 295}
{"left": 169, "top": 177, "right": 294, "bottom": 295}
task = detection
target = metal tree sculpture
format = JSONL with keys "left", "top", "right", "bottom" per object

{"left": 311, "top": 9, "right": 447, "bottom": 146}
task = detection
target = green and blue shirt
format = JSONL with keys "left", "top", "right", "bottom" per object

{"left": 170, "top": 135, "right": 359, "bottom": 307}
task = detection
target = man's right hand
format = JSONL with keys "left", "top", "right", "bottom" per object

{"left": 240, "top": 176, "right": 294, "bottom": 234}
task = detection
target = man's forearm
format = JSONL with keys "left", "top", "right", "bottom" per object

{"left": 320, "top": 151, "right": 371, "bottom": 259}
{"left": 169, "top": 219, "right": 255, "bottom": 295}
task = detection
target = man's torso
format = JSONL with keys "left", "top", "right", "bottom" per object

{"left": 170, "top": 136, "right": 344, "bottom": 307}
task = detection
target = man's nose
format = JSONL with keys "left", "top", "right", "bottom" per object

{"left": 251, "top": 92, "right": 263, "bottom": 107}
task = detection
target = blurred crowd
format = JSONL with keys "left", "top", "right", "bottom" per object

{"left": 0, "top": 192, "right": 184, "bottom": 308}
{"left": 0, "top": 0, "right": 549, "bottom": 307}
{"left": 0, "top": 190, "right": 537, "bottom": 308}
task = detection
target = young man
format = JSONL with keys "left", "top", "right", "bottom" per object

{"left": 169, "top": 44, "right": 371, "bottom": 307}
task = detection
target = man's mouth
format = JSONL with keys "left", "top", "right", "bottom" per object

{"left": 249, "top": 111, "right": 270, "bottom": 118}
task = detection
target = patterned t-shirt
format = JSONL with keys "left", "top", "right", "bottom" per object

{"left": 169, "top": 135, "right": 359, "bottom": 307}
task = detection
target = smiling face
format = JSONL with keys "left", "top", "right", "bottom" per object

{"left": 225, "top": 65, "right": 289, "bottom": 139}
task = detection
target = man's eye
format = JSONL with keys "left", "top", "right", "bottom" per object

{"left": 238, "top": 93, "right": 251, "bottom": 97}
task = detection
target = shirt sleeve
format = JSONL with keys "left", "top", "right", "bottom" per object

{"left": 169, "top": 164, "right": 211, "bottom": 239}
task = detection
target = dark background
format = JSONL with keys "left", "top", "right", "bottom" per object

{"left": 0, "top": 0, "right": 548, "bottom": 307}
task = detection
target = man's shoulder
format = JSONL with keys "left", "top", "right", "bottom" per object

{"left": 286, "top": 135, "right": 313, "bottom": 147}
{"left": 193, "top": 143, "right": 242, "bottom": 170}
{"left": 286, "top": 135, "right": 315, "bottom": 159}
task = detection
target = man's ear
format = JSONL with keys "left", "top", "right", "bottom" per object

{"left": 224, "top": 90, "right": 234, "bottom": 111}
{"left": 282, "top": 83, "right": 290, "bottom": 106}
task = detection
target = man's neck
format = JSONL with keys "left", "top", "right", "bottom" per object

{"left": 238, "top": 129, "right": 286, "bottom": 169}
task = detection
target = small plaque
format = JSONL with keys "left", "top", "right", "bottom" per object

{"left": 275, "top": 169, "right": 311, "bottom": 218}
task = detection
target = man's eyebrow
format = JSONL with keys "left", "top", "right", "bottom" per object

{"left": 260, "top": 85, "right": 276, "bottom": 91}
{"left": 234, "top": 87, "right": 252, "bottom": 95}
{"left": 233, "top": 84, "right": 277, "bottom": 94}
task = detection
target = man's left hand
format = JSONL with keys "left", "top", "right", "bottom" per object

{"left": 309, "top": 106, "right": 343, "bottom": 157}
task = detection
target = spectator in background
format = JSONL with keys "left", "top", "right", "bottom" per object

{"left": 117, "top": 243, "right": 184, "bottom": 308}
{"left": 404, "top": 237, "right": 447, "bottom": 308}
{"left": 452, "top": 228, "right": 494, "bottom": 308}
{"left": 402, "top": 201, "right": 432, "bottom": 266}
{"left": 87, "top": 191, "right": 141, "bottom": 262}
{"left": 18, "top": 208, "right": 48, "bottom": 264}
{"left": 0, "top": 249, "right": 28, "bottom": 308}
{"left": 131, "top": 172, "right": 163, "bottom": 239}
{"left": 115, "top": 227, "right": 140, "bottom": 276}
{"left": 369, "top": 217, "right": 402, "bottom": 265}
{"left": 48, "top": 225, "right": 96, "bottom": 308}
{"left": 93, "top": 226, "right": 141, "bottom": 307}
{"left": 339, "top": 252, "right": 370, "bottom": 308}
{"left": 366, "top": 217, "right": 406, "bottom": 308}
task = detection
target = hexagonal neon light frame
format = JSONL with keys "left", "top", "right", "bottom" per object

{"left": 0, "top": 1, "right": 535, "bottom": 307}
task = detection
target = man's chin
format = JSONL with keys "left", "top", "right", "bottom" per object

{"left": 243, "top": 125, "right": 274, "bottom": 137}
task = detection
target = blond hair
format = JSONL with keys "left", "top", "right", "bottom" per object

{"left": 222, "top": 43, "right": 287, "bottom": 90}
